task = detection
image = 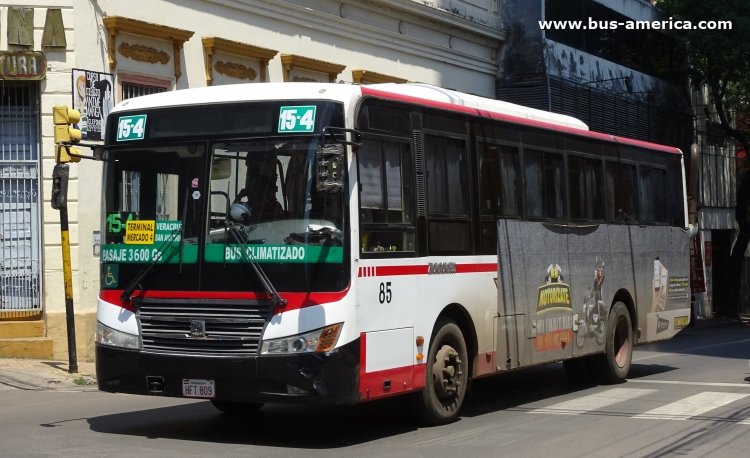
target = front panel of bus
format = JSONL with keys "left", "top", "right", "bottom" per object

{"left": 95, "top": 100, "right": 360, "bottom": 404}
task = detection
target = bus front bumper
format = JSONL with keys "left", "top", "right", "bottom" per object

{"left": 95, "top": 338, "right": 360, "bottom": 404}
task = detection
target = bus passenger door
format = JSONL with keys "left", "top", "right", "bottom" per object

{"left": 496, "top": 220, "right": 575, "bottom": 369}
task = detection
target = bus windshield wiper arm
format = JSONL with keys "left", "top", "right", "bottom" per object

{"left": 225, "top": 222, "right": 287, "bottom": 308}
{"left": 120, "top": 226, "right": 182, "bottom": 302}
{"left": 122, "top": 187, "right": 190, "bottom": 302}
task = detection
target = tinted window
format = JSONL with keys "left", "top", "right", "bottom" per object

{"left": 569, "top": 156, "right": 605, "bottom": 220}
{"left": 426, "top": 135, "right": 469, "bottom": 216}
{"left": 639, "top": 166, "right": 667, "bottom": 223}
{"left": 606, "top": 161, "right": 638, "bottom": 222}
{"left": 480, "top": 143, "right": 520, "bottom": 217}
{"left": 524, "top": 150, "right": 565, "bottom": 219}
{"left": 425, "top": 134, "right": 471, "bottom": 254}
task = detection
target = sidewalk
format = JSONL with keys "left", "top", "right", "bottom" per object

{"left": 0, "top": 357, "right": 97, "bottom": 391}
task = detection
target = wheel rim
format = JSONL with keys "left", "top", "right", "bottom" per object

{"left": 613, "top": 316, "right": 631, "bottom": 368}
{"left": 432, "top": 344, "right": 463, "bottom": 399}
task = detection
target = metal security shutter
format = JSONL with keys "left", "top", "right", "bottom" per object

{"left": 496, "top": 75, "right": 550, "bottom": 111}
{"left": 548, "top": 77, "right": 692, "bottom": 150}
{"left": 0, "top": 81, "right": 41, "bottom": 314}
{"left": 497, "top": 76, "right": 692, "bottom": 152}
{"left": 121, "top": 82, "right": 167, "bottom": 100}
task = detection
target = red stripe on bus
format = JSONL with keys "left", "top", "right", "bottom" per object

{"left": 360, "top": 87, "right": 682, "bottom": 155}
{"left": 376, "top": 264, "right": 429, "bottom": 276}
{"left": 357, "top": 263, "right": 496, "bottom": 277}
{"left": 99, "top": 288, "right": 349, "bottom": 313}
{"left": 358, "top": 332, "right": 426, "bottom": 400}
{"left": 456, "top": 263, "right": 498, "bottom": 273}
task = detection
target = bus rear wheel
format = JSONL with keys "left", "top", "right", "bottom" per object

{"left": 416, "top": 319, "right": 468, "bottom": 425}
{"left": 594, "top": 302, "right": 633, "bottom": 384}
{"left": 210, "top": 400, "right": 264, "bottom": 416}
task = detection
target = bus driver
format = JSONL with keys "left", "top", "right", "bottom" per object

{"left": 231, "top": 153, "right": 283, "bottom": 223}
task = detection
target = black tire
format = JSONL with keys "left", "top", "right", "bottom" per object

{"left": 210, "top": 400, "right": 263, "bottom": 416}
{"left": 415, "top": 319, "right": 469, "bottom": 425}
{"left": 593, "top": 302, "right": 633, "bottom": 384}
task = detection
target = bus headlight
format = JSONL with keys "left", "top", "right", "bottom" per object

{"left": 260, "top": 323, "right": 342, "bottom": 355}
{"left": 96, "top": 321, "right": 140, "bottom": 350}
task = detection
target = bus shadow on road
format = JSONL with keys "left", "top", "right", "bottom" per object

{"left": 628, "top": 362, "right": 679, "bottom": 379}
{"left": 86, "top": 362, "right": 681, "bottom": 445}
{"left": 87, "top": 396, "right": 420, "bottom": 447}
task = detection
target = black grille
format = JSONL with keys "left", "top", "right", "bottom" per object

{"left": 136, "top": 298, "right": 273, "bottom": 356}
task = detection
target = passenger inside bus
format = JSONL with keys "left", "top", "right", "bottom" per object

{"left": 231, "top": 153, "right": 284, "bottom": 223}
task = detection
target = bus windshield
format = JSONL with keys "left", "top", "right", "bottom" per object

{"left": 101, "top": 136, "right": 348, "bottom": 295}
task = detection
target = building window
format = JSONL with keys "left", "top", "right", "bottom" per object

{"left": 121, "top": 81, "right": 167, "bottom": 100}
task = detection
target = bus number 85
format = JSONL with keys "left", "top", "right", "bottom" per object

{"left": 379, "top": 282, "right": 392, "bottom": 304}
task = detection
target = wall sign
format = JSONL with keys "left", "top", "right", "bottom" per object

{"left": 72, "top": 68, "right": 114, "bottom": 141}
{"left": 0, "top": 51, "right": 46, "bottom": 80}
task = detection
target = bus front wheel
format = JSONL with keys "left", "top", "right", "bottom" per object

{"left": 594, "top": 302, "right": 633, "bottom": 384}
{"left": 416, "top": 319, "right": 469, "bottom": 425}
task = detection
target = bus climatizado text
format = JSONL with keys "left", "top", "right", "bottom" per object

{"left": 95, "top": 82, "right": 691, "bottom": 424}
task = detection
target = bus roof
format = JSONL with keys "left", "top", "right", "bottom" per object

{"left": 111, "top": 82, "right": 681, "bottom": 155}
{"left": 364, "top": 83, "right": 590, "bottom": 130}
{"left": 110, "top": 82, "right": 363, "bottom": 113}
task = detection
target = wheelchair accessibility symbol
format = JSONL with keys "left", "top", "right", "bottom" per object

{"left": 102, "top": 264, "right": 119, "bottom": 288}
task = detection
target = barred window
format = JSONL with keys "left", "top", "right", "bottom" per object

{"left": 121, "top": 82, "right": 167, "bottom": 100}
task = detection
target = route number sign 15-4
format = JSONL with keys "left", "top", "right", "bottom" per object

{"left": 117, "top": 114, "right": 147, "bottom": 141}
{"left": 278, "top": 106, "right": 316, "bottom": 133}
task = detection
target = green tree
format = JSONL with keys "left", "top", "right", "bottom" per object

{"left": 658, "top": 0, "right": 750, "bottom": 317}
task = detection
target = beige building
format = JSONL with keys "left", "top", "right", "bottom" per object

{"left": 0, "top": 0, "right": 505, "bottom": 361}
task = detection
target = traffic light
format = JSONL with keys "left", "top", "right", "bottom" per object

{"left": 53, "top": 105, "right": 82, "bottom": 163}
{"left": 50, "top": 163, "right": 69, "bottom": 210}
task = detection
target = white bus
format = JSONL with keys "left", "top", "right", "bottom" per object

{"left": 96, "top": 82, "right": 691, "bottom": 424}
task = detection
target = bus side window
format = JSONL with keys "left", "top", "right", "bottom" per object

{"left": 639, "top": 166, "right": 667, "bottom": 224}
{"left": 425, "top": 134, "right": 471, "bottom": 255}
{"left": 606, "top": 161, "right": 638, "bottom": 222}
{"left": 523, "top": 150, "right": 544, "bottom": 218}
{"left": 358, "top": 138, "right": 415, "bottom": 256}
{"left": 479, "top": 143, "right": 520, "bottom": 253}
{"left": 568, "top": 156, "right": 605, "bottom": 221}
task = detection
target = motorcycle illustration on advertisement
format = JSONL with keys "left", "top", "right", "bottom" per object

{"left": 576, "top": 259, "right": 606, "bottom": 348}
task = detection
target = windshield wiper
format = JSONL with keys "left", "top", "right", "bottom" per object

{"left": 120, "top": 226, "right": 182, "bottom": 302}
{"left": 225, "top": 221, "right": 287, "bottom": 308}
{"left": 121, "top": 188, "right": 190, "bottom": 302}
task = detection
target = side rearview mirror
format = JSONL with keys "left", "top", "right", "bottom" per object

{"left": 316, "top": 144, "right": 345, "bottom": 192}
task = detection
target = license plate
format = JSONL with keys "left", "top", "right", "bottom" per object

{"left": 182, "top": 379, "right": 215, "bottom": 398}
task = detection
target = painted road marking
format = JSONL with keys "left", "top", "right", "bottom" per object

{"left": 531, "top": 387, "right": 657, "bottom": 415}
{"left": 632, "top": 392, "right": 749, "bottom": 421}
{"left": 629, "top": 379, "right": 750, "bottom": 388}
